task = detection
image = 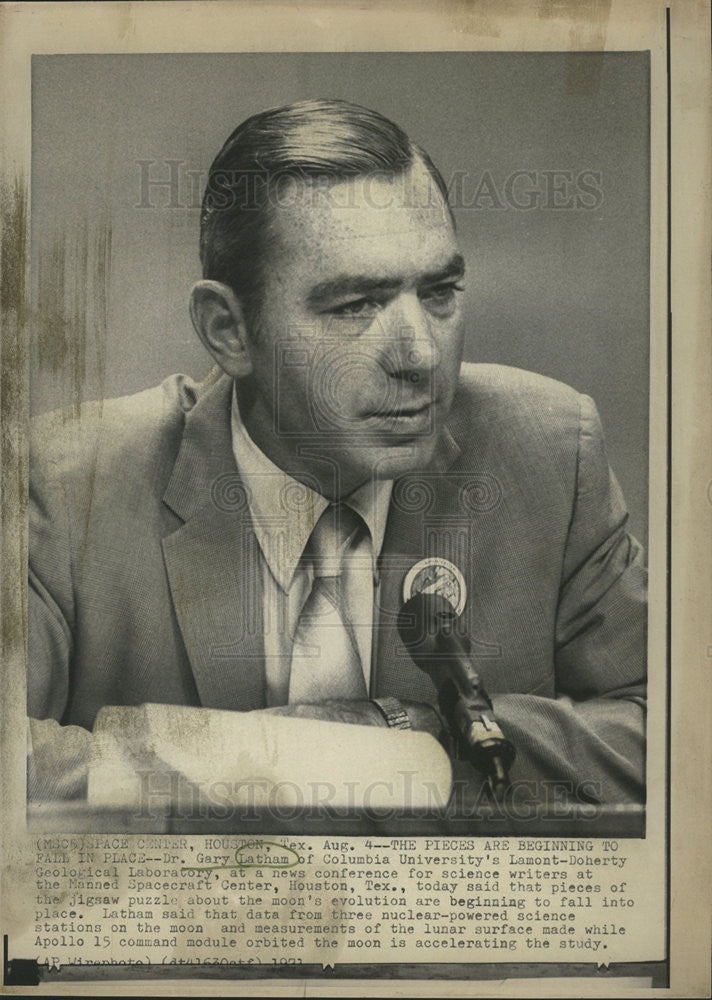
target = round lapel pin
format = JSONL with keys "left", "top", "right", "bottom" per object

{"left": 402, "top": 557, "right": 468, "bottom": 616}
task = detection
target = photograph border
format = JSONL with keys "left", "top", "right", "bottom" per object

{"left": 2, "top": 2, "right": 709, "bottom": 997}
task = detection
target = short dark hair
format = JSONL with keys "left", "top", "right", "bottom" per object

{"left": 199, "top": 99, "right": 452, "bottom": 331}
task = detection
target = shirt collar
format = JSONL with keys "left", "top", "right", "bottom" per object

{"left": 230, "top": 382, "right": 392, "bottom": 592}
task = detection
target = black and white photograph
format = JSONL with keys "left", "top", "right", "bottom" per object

{"left": 26, "top": 50, "right": 650, "bottom": 835}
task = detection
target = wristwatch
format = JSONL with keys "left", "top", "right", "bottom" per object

{"left": 370, "top": 697, "right": 412, "bottom": 730}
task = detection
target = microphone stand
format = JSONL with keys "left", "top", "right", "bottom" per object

{"left": 398, "top": 592, "right": 515, "bottom": 802}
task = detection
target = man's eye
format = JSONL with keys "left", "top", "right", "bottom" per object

{"left": 421, "top": 282, "right": 464, "bottom": 303}
{"left": 329, "top": 298, "right": 378, "bottom": 317}
{"left": 420, "top": 282, "right": 464, "bottom": 316}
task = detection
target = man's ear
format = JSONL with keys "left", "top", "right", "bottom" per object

{"left": 189, "top": 280, "right": 253, "bottom": 378}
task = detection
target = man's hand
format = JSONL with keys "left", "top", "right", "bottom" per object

{"left": 257, "top": 699, "right": 443, "bottom": 739}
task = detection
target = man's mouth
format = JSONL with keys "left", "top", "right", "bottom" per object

{"left": 364, "top": 399, "right": 438, "bottom": 434}
{"left": 369, "top": 399, "right": 436, "bottom": 419}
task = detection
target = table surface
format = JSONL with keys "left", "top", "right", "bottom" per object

{"left": 27, "top": 799, "right": 645, "bottom": 836}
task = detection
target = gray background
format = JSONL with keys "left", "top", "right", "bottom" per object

{"left": 31, "top": 52, "right": 649, "bottom": 543}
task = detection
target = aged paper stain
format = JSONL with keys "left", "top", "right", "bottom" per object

{"left": 35, "top": 215, "right": 112, "bottom": 418}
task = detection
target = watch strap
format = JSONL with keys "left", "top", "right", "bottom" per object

{"left": 371, "top": 696, "right": 412, "bottom": 730}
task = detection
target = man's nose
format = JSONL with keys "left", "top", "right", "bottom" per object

{"left": 380, "top": 293, "right": 437, "bottom": 383}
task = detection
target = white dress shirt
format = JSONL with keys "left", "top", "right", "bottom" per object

{"left": 231, "top": 384, "right": 393, "bottom": 705}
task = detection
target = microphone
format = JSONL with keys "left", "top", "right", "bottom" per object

{"left": 397, "top": 591, "right": 515, "bottom": 800}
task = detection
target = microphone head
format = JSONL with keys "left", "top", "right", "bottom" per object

{"left": 397, "top": 591, "right": 458, "bottom": 658}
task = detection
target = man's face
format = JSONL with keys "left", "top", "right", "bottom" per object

{"left": 241, "top": 159, "right": 465, "bottom": 498}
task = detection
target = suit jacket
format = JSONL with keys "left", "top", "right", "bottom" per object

{"left": 28, "top": 363, "right": 647, "bottom": 802}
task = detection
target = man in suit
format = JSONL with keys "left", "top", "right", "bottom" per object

{"left": 28, "top": 99, "right": 646, "bottom": 805}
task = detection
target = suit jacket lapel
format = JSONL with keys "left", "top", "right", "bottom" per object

{"left": 161, "top": 370, "right": 266, "bottom": 712}
{"left": 373, "top": 425, "right": 476, "bottom": 702}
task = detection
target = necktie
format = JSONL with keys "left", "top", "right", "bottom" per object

{"left": 288, "top": 503, "right": 368, "bottom": 703}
